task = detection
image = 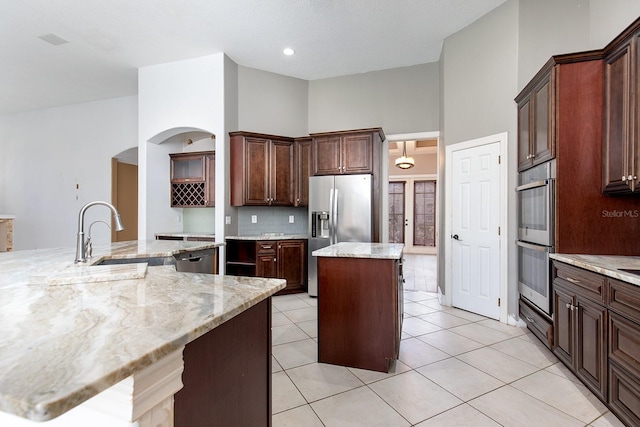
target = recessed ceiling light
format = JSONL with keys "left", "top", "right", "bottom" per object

{"left": 283, "top": 47, "right": 295, "bottom": 56}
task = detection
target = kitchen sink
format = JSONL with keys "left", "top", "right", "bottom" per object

{"left": 96, "top": 256, "right": 175, "bottom": 267}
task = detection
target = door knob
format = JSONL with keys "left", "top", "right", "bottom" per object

{"left": 451, "top": 234, "right": 462, "bottom": 241}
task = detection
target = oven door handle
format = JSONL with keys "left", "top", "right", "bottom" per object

{"left": 516, "top": 240, "right": 551, "bottom": 252}
{"left": 515, "top": 179, "right": 552, "bottom": 192}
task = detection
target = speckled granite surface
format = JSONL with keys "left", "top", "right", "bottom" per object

{"left": 550, "top": 253, "right": 640, "bottom": 287}
{"left": 312, "top": 242, "right": 404, "bottom": 259}
{"left": 226, "top": 234, "right": 308, "bottom": 241}
{"left": 0, "top": 240, "right": 285, "bottom": 421}
{"left": 155, "top": 232, "right": 216, "bottom": 240}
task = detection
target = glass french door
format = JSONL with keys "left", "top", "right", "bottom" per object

{"left": 388, "top": 179, "right": 436, "bottom": 254}
{"left": 388, "top": 181, "right": 405, "bottom": 243}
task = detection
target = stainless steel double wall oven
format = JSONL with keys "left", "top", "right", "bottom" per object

{"left": 516, "top": 161, "right": 555, "bottom": 316}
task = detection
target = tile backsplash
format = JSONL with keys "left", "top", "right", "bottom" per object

{"left": 238, "top": 206, "right": 308, "bottom": 235}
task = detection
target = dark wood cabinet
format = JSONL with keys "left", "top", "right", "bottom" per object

{"left": 169, "top": 151, "right": 215, "bottom": 207}
{"left": 226, "top": 238, "right": 307, "bottom": 295}
{"left": 230, "top": 132, "right": 294, "bottom": 206}
{"left": 294, "top": 137, "right": 312, "bottom": 207}
{"left": 603, "top": 24, "right": 640, "bottom": 195}
{"left": 552, "top": 261, "right": 608, "bottom": 402}
{"left": 317, "top": 255, "right": 402, "bottom": 373}
{"left": 175, "top": 298, "right": 272, "bottom": 427}
{"left": 516, "top": 62, "right": 555, "bottom": 171}
{"left": 312, "top": 130, "right": 380, "bottom": 175}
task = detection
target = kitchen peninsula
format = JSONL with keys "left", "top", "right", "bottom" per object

{"left": 0, "top": 240, "right": 284, "bottom": 427}
{"left": 313, "top": 242, "right": 404, "bottom": 372}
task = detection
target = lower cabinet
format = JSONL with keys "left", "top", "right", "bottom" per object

{"left": 553, "top": 263, "right": 608, "bottom": 402}
{"left": 174, "top": 298, "right": 271, "bottom": 427}
{"left": 226, "top": 239, "right": 307, "bottom": 295}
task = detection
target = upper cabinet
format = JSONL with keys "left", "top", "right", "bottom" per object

{"left": 311, "top": 128, "right": 385, "bottom": 175}
{"left": 515, "top": 60, "right": 556, "bottom": 171}
{"left": 603, "top": 22, "right": 640, "bottom": 195}
{"left": 294, "top": 137, "right": 313, "bottom": 207}
{"left": 230, "top": 132, "right": 294, "bottom": 206}
{"left": 170, "top": 151, "right": 215, "bottom": 207}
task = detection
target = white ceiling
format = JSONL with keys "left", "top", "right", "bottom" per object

{"left": 0, "top": 0, "right": 507, "bottom": 115}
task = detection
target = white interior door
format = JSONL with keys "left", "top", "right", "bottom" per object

{"left": 450, "top": 141, "right": 501, "bottom": 319}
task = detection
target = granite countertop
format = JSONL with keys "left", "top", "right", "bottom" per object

{"left": 312, "top": 242, "right": 404, "bottom": 260}
{"left": 226, "top": 234, "right": 308, "bottom": 241}
{"left": 155, "top": 231, "right": 216, "bottom": 239}
{"left": 550, "top": 253, "right": 640, "bottom": 287}
{"left": 0, "top": 240, "right": 285, "bottom": 422}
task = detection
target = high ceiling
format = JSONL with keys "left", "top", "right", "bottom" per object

{"left": 0, "top": 0, "right": 507, "bottom": 115}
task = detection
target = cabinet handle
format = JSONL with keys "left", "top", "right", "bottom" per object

{"left": 629, "top": 174, "right": 638, "bottom": 181}
{"left": 565, "top": 277, "right": 580, "bottom": 284}
{"left": 262, "top": 245, "right": 272, "bottom": 249}
{"left": 273, "top": 258, "right": 277, "bottom": 262}
{"left": 525, "top": 315, "right": 535, "bottom": 323}
{"left": 565, "top": 303, "right": 576, "bottom": 311}
{"left": 622, "top": 175, "right": 627, "bottom": 182}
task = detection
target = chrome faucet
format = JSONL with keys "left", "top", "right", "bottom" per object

{"left": 75, "top": 201, "right": 124, "bottom": 263}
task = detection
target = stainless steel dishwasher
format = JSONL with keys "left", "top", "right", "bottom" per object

{"left": 174, "top": 248, "right": 218, "bottom": 274}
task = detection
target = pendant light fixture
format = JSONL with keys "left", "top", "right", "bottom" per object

{"left": 395, "top": 141, "right": 415, "bottom": 169}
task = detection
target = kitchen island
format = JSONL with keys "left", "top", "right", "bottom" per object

{"left": 313, "top": 242, "right": 404, "bottom": 372}
{"left": 0, "top": 240, "right": 285, "bottom": 426}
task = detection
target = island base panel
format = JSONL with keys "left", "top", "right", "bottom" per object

{"left": 174, "top": 298, "right": 271, "bottom": 427}
{"left": 318, "top": 257, "right": 399, "bottom": 373}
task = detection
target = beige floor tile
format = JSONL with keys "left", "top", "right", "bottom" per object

{"left": 272, "top": 404, "right": 324, "bottom": 427}
{"left": 490, "top": 337, "right": 557, "bottom": 369}
{"left": 418, "top": 311, "right": 472, "bottom": 329}
{"left": 417, "top": 298, "right": 453, "bottom": 311}
{"left": 417, "top": 329, "right": 484, "bottom": 356}
{"left": 476, "top": 318, "right": 527, "bottom": 337}
{"left": 469, "top": 385, "right": 584, "bottom": 426}
{"left": 286, "top": 362, "right": 364, "bottom": 402}
{"left": 282, "top": 306, "right": 317, "bottom": 323}
{"left": 417, "top": 357, "right": 504, "bottom": 401}
{"left": 590, "top": 411, "right": 628, "bottom": 427}
{"left": 511, "top": 370, "right": 608, "bottom": 423}
{"left": 402, "top": 316, "right": 442, "bottom": 336}
{"left": 272, "top": 338, "right": 317, "bottom": 370}
{"left": 272, "top": 371, "right": 307, "bottom": 414}
{"left": 368, "top": 370, "right": 462, "bottom": 424}
{"left": 272, "top": 324, "right": 309, "bottom": 345}
{"left": 272, "top": 355, "right": 283, "bottom": 373}
{"left": 448, "top": 323, "right": 513, "bottom": 345}
{"left": 311, "top": 386, "right": 410, "bottom": 427}
{"left": 272, "top": 311, "right": 294, "bottom": 326}
{"left": 404, "top": 290, "right": 439, "bottom": 302}
{"left": 404, "top": 301, "right": 439, "bottom": 316}
{"left": 398, "top": 337, "right": 450, "bottom": 368}
{"left": 447, "top": 307, "right": 489, "bottom": 321}
{"left": 456, "top": 347, "right": 539, "bottom": 383}
{"left": 273, "top": 298, "right": 312, "bottom": 312}
{"left": 544, "top": 361, "right": 585, "bottom": 385}
{"left": 296, "top": 319, "right": 317, "bottom": 338}
{"left": 303, "top": 296, "right": 318, "bottom": 306}
{"left": 348, "top": 359, "right": 412, "bottom": 384}
{"left": 414, "top": 403, "right": 501, "bottom": 426}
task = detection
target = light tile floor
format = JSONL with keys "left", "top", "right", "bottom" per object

{"left": 271, "top": 255, "right": 626, "bottom": 426}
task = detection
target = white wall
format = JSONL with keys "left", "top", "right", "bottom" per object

{"left": 0, "top": 96, "right": 137, "bottom": 250}
{"left": 238, "top": 66, "right": 308, "bottom": 136}
{"left": 589, "top": 0, "right": 640, "bottom": 48}
{"left": 138, "top": 54, "right": 226, "bottom": 239}
{"left": 308, "top": 63, "right": 440, "bottom": 135}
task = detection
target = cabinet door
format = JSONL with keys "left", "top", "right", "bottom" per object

{"left": 314, "top": 136, "right": 342, "bottom": 175}
{"left": 531, "top": 74, "right": 554, "bottom": 167}
{"left": 204, "top": 153, "right": 215, "bottom": 207}
{"left": 603, "top": 41, "right": 634, "bottom": 194}
{"left": 256, "top": 240, "right": 277, "bottom": 278}
{"left": 553, "top": 285, "right": 574, "bottom": 367}
{"left": 342, "top": 134, "right": 373, "bottom": 174}
{"left": 277, "top": 240, "right": 306, "bottom": 292}
{"left": 270, "top": 139, "right": 294, "bottom": 206}
{"left": 517, "top": 95, "right": 532, "bottom": 171}
{"left": 575, "top": 296, "right": 607, "bottom": 401}
{"left": 294, "top": 139, "right": 312, "bottom": 206}
{"left": 244, "top": 138, "right": 270, "bottom": 205}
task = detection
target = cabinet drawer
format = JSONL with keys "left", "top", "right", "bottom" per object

{"left": 610, "top": 311, "right": 640, "bottom": 377}
{"left": 256, "top": 241, "right": 276, "bottom": 255}
{"left": 554, "top": 262, "right": 606, "bottom": 304}
{"left": 609, "top": 278, "right": 640, "bottom": 325}
{"left": 519, "top": 297, "right": 553, "bottom": 349}
{"left": 609, "top": 360, "right": 640, "bottom": 427}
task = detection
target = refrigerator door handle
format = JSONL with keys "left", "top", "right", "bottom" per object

{"left": 329, "top": 188, "right": 335, "bottom": 245}
{"left": 333, "top": 188, "right": 339, "bottom": 243}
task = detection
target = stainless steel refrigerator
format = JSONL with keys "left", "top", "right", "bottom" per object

{"left": 307, "top": 174, "right": 373, "bottom": 296}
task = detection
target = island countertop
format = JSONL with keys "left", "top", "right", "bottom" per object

{"left": 0, "top": 240, "right": 285, "bottom": 422}
{"left": 312, "top": 242, "right": 404, "bottom": 259}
